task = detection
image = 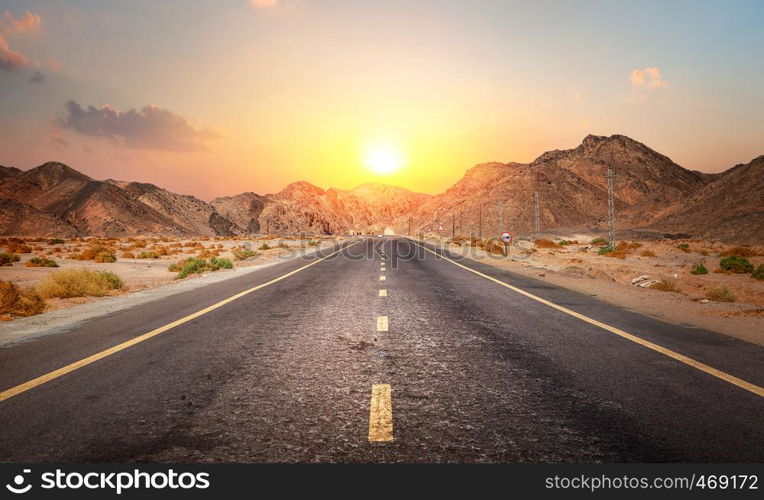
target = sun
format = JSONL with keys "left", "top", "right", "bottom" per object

{"left": 364, "top": 142, "right": 404, "bottom": 175}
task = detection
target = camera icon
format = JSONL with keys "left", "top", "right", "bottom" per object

{"left": 5, "top": 469, "right": 32, "bottom": 494}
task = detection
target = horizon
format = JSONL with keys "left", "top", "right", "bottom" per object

{"left": 5, "top": 131, "right": 762, "bottom": 202}
{"left": 1, "top": 0, "right": 763, "bottom": 199}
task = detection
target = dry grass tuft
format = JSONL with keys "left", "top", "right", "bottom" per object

{"left": 0, "top": 280, "right": 46, "bottom": 319}
{"left": 706, "top": 287, "right": 736, "bottom": 302}
{"left": 36, "top": 268, "right": 126, "bottom": 299}
{"left": 650, "top": 280, "right": 680, "bottom": 293}
{"left": 534, "top": 238, "right": 558, "bottom": 248}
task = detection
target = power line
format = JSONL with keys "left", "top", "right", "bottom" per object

{"left": 605, "top": 166, "right": 615, "bottom": 245}
{"left": 533, "top": 190, "right": 540, "bottom": 240}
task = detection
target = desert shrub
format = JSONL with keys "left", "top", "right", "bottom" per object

{"left": 605, "top": 249, "right": 627, "bottom": 259}
{"left": 721, "top": 246, "right": 756, "bottom": 258}
{"left": 706, "top": 287, "right": 736, "bottom": 302}
{"left": 197, "top": 249, "right": 219, "bottom": 258}
{"left": 0, "top": 280, "right": 46, "bottom": 318}
{"left": 0, "top": 252, "right": 21, "bottom": 266}
{"left": 484, "top": 238, "right": 506, "bottom": 255}
{"left": 94, "top": 250, "right": 117, "bottom": 263}
{"left": 752, "top": 264, "right": 764, "bottom": 281}
{"left": 26, "top": 257, "right": 59, "bottom": 268}
{"left": 690, "top": 263, "right": 708, "bottom": 275}
{"left": 598, "top": 245, "right": 614, "bottom": 255}
{"left": 617, "top": 241, "right": 642, "bottom": 250}
{"left": 75, "top": 246, "right": 116, "bottom": 261}
{"left": 172, "top": 258, "right": 209, "bottom": 279}
{"left": 8, "top": 242, "right": 31, "bottom": 253}
{"left": 121, "top": 251, "right": 136, "bottom": 259}
{"left": 535, "top": 238, "right": 558, "bottom": 248}
{"left": 130, "top": 240, "right": 148, "bottom": 249}
{"left": 718, "top": 256, "right": 753, "bottom": 274}
{"left": 640, "top": 250, "right": 656, "bottom": 257}
{"left": 307, "top": 240, "right": 318, "bottom": 247}
{"left": 36, "top": 268, "right": 126, "bottom": 298}
{"left": 210, "top": 257, "right": 233, "bottom": 270}
{"left": 590, "top": 237, "right": 608, "bottom": 246}
{"left": 48, "top": 238, "right": 66, "bottom": 245}
{"left": 650, "top": 280, "right": 680, "bottom": 293}
{"left": 677, "top": 243, "right": 690, "bottom": 253}
{"left": 277, "top": 242, "right": 290, "bottom": 249}
{"left": 558, "top": 240, "right": 579, "bottom": 246}
{"left": 231, "top": 247, "right": 257, "bottom": 260}
{"left": 137, "top": 251, "right": 160, "bottom": 259}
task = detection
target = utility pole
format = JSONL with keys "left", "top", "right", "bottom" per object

{"left": 498, "top": 202, "right": 503, "bottom": 237}
{"left": 605, "top": 166, "right": 615, "bottom": 245}
{"left": 478, "top": 204, "right": 483, "bottom": 239}
{"left": 408, "top": 217, "right": 411, "bottom": 236}
{"left": 534, "top": 190, "right": 540, "bottom": 240}
{"left": 451, "top": 214, "right": 455, "bottom": 238}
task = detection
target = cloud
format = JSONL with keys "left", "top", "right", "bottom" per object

{"left": 250, "top": 0, "right": 279, "bottom": 8}
{"left": 58, "top": 100, "right": 220, "bottom": 152}
{"left": 29, "top": 70, "right": 44, "bottom": 83}
{"left": 0, "top": 34, "right": 26, "bottom": 71}
{"left": 630, "top": 66, "right": 667, "bottom": 89}
{"left": 2, "top": 11, "right": 42, "bottom": 34}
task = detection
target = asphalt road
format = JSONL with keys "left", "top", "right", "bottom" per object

{"left": 0, "top": 237, "right": 762, "bottom": 462}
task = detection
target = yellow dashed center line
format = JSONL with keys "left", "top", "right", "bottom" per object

{"left": 379, "top": 275, "right": 386, "bottom": 281}
{"left": 411, "top": 239, "right": 764, "bottom": 398}
{"left": 368, "top": 384, "right": 394, "bottom": 442}
{"left": 377, "top": 316, "right": 388, "bottom": 331}
{"left": 379, "top": 289, "right": 387, "bottom": 297}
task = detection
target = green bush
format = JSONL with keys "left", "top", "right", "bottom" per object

{"left": 308, "top": 240, "right": 318, "bottom": 247}
{"left": 48, "top": 238, "right": 65, "bottom": 245}
{"left": 171, "top": 257, "right": 232, "bottom": 279}
{"left": 677, "top": 243, "right": 690, "bottom": 253}
{"left": 719, "top": 256, "right": 753, "bottom": 274}
{"left": 690, "top": 263, "right": 708, "bottom": 275}
{"left": 259, "top": 243, "right": 272, "bottom": 250}
{"left": 752, "top": 264, "right": 764, "bottom": 280}
{"left": 26, "top": 257, "right": 59, "bottom": 268}
{"left": 598, "top": 245, "right": 614, "bottom": 255}
{"left": 590, "top": 237, "right": 608, "bottom": 246}
{"left": 0, "top": 252, "right": 21, "bottom": 266}
{"left": 210, "top": 257, "right": 233, "bottom": 270}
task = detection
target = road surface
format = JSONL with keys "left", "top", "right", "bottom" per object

{"left": 0, "top": 237, "right": 762, "bottom": 462}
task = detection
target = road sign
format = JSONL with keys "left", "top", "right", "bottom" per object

{"left": 500, "top": 231, "right": 512, "bottom": 244}
{"left": 438, "top": 225, "right": 444, "bottom": 232}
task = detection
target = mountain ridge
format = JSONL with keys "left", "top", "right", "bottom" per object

{"left": 1, "top": 136, "right": 760, "bottom": 243}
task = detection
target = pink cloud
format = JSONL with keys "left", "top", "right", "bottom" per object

{"left": 2, "top": 11, "right": 42, "bottom": 34}
{"left": 630, "top": 66, "right": 668, "bottom": 89}
{"left": 0, "top": 34, "right": 26, "bottom": 71}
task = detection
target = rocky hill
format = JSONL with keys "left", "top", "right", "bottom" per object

{"left": 649, "top": 155, "right": 764, "bottom": 244}
{"left": 0, "top": 135, "right": 760, "bottom": 243}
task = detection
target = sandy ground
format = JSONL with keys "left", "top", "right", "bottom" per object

{"left": 0, "top": 235, "right": 346, "bottom": 316}
{"left": 433, "top": 235, "right": 764, "bottom": 346}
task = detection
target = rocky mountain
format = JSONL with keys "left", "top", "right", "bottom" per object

{"left": 649, "top": 155, "right": 764, "bottom": 244}
{"left": 0, "top": 135, "right": 760, "bottom": 243}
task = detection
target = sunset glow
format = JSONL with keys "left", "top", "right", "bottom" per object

{"left": 0, "top": 1, "right": 762, "bottom": 200}
{"left": 364, "top": 142, "right": 405, "bottom": 176}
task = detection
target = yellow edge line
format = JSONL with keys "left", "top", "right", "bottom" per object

{"left": 368, "top": 383, "right": 393, "bottom": 442}
{"left": 412, "top": 240, "right": 764, "bottom": 398}
{"left": 0, "top": 241, "right": 362, "bottom": 403}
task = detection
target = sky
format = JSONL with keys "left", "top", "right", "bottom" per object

{"left": 0, "top": 0, "right": 762, "bottom": 200}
